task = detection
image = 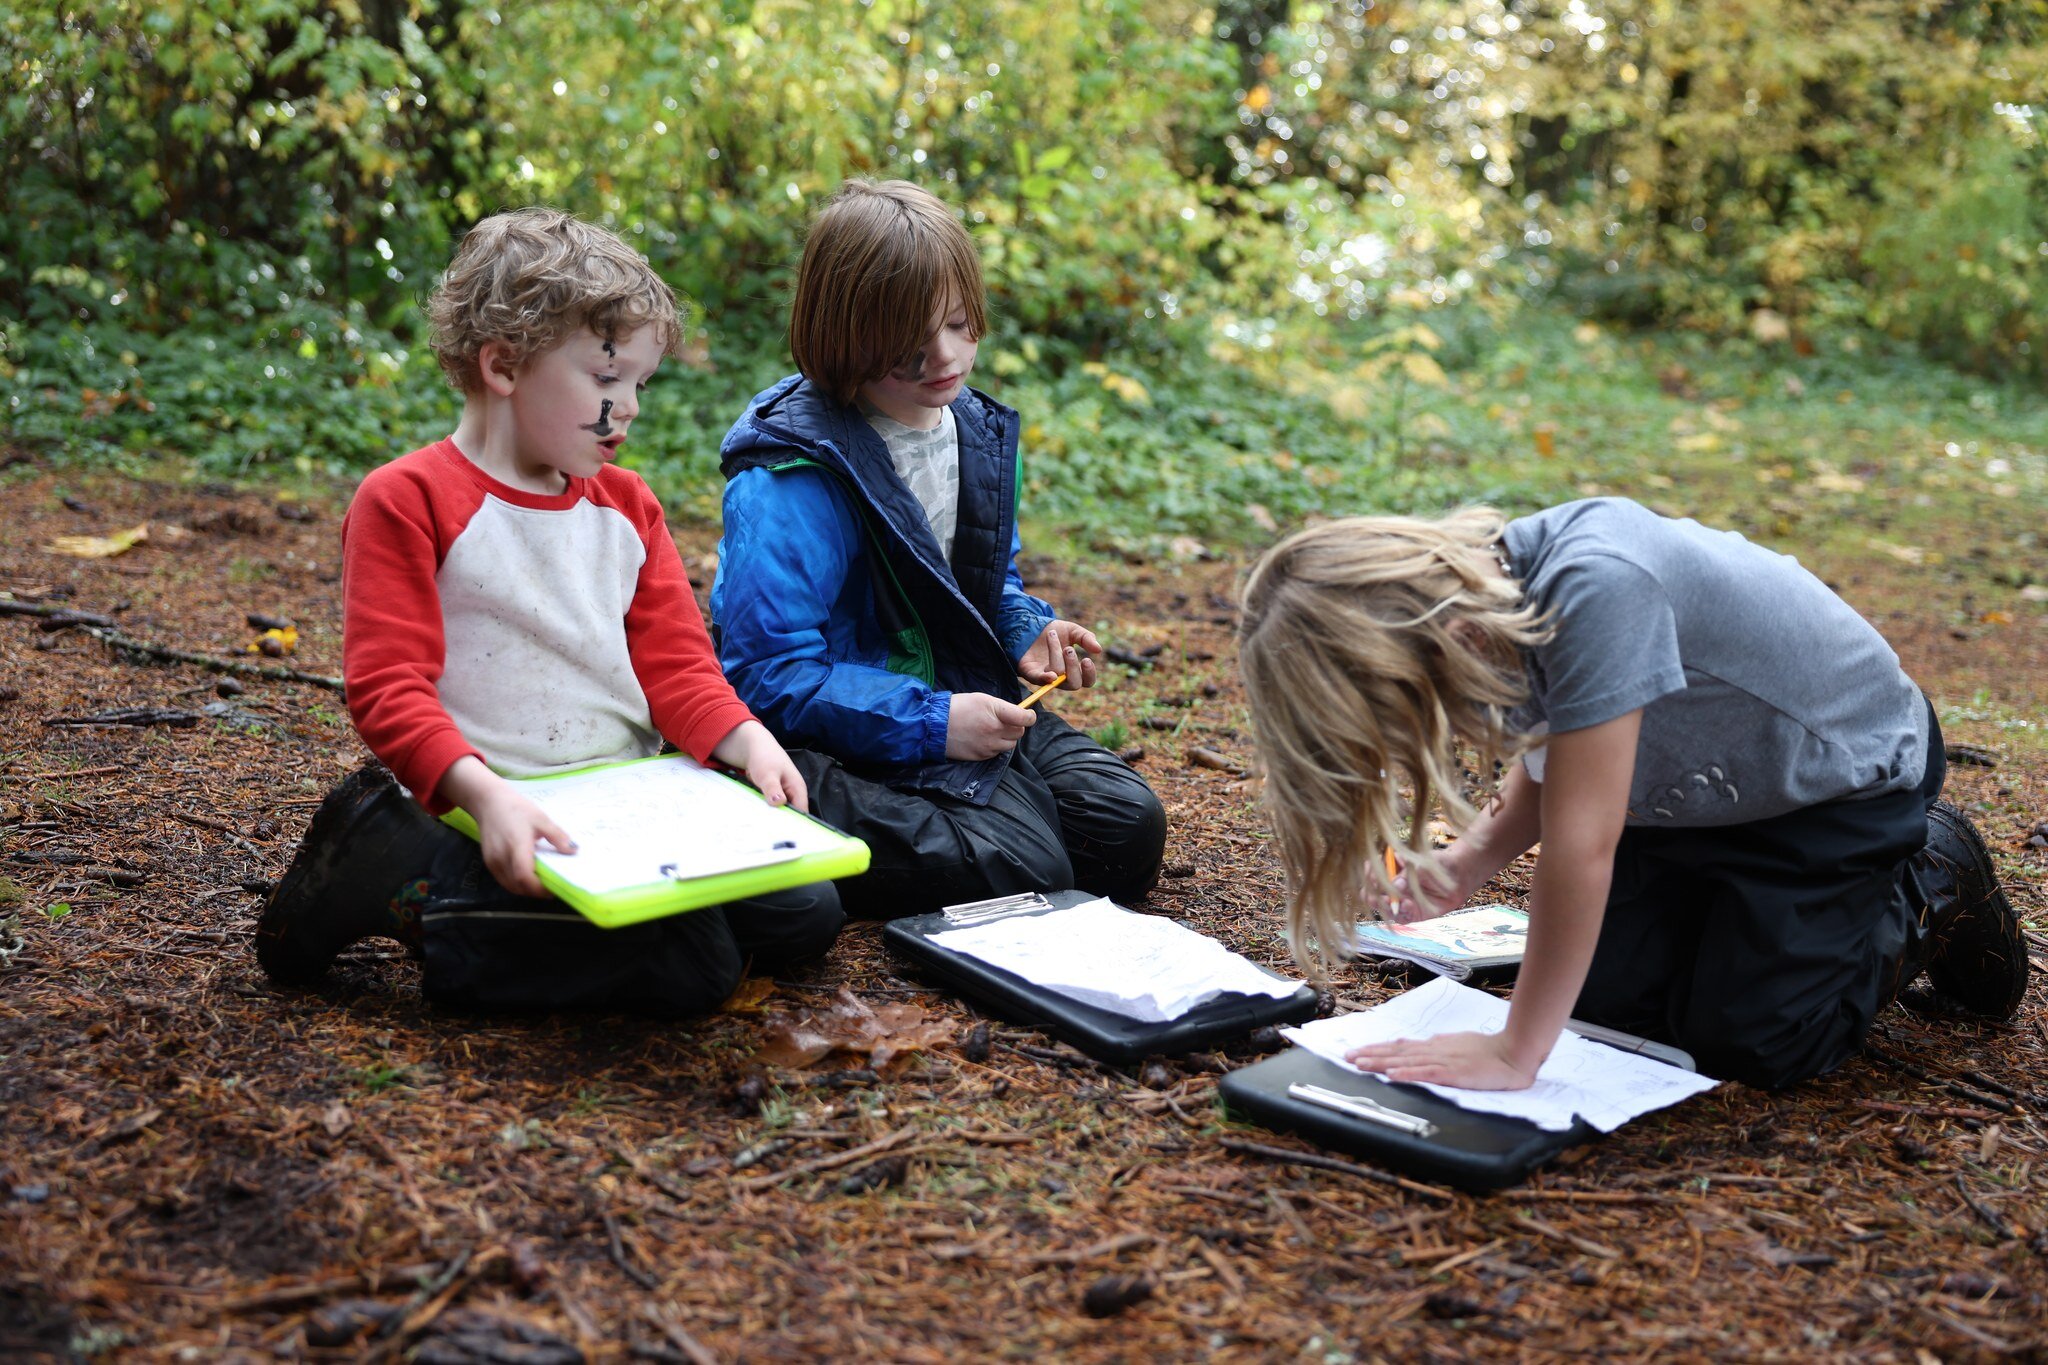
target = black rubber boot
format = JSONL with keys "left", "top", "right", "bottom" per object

{"left": 254, "top": 763, "right": 447, "bottom": 984}
{"left": 1900, "top": 800, "right": 2029, "bottom": 1020}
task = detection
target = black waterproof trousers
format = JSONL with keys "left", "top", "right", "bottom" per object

{"left": 1573, "top": 712, "right": 1947, "bottom": 1089}
{"left": 352, "top": 792, "right": 843, "bottom": 1017}
{"left": 790, "top": 709, "right": 1169, "bottom": 919}
{"left": 416, "top": 826, "right": 844, "bottom": 1016}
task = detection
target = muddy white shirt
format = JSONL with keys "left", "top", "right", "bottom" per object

{"left": 340, "top": 439, "right": 752, "bottom": 811}
{"left": 1502, "top": 498, "right": 1928, "bottom": 826}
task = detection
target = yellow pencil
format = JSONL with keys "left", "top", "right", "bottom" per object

{"left": 1384, "top": 846, "right": 1400, "bottom": 883}
{"left": 1020, "top": 673, "right": 1067, "bottom": 708}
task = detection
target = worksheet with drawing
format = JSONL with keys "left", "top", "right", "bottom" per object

{"left": 930, "top": 898, "right": 1304, "bottom": 1022}
{"left": 1282, "top": 978, "right": 1719, "bottom": 1132}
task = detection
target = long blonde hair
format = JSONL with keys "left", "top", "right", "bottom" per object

{"left": 1238, "top": 508, "right": 1551, "bottom": 979}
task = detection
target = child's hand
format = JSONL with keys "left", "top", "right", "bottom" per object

{"left": 440, "top": 757, "right": 577, "bottom": 899}
{"left": 946, "top": 692, "right": 1036, "bottom": 760}
{"left": 711, "top": 719, "right": 809, "bottom": 813}
{"left": 1017, "top": 620, "right": 1101, "bottom": 691}
{"left": 1382, "top": 846, "right": 1481, "bottom": 924}
{"left": 1344, "top": 1029, "right": 1540, "bottom": 1091}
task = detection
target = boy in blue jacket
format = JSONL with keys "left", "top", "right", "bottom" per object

{"left": 710, "top": 179, "right": 1167, "bottom": 917}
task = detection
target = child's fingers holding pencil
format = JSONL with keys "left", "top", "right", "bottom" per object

{"left": 1019, "top": 673, "right": 1066, "bottom": 708}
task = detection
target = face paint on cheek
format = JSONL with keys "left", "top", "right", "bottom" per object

{"left": 889, "top": 349, "right": 928, "bottom": 384}
{"left": 582, "top": 399, "right": 614, "bottom": 437}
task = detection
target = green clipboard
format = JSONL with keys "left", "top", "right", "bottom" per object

{"left": 439, "top": 753, "right": 870, "bottom": 929}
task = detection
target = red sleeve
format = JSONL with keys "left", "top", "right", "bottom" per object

{"left": 341, "top": 456, "right": 487, "bottom": 811}
{"left": 611, "top": 472, "right": 756, "bottom": 761}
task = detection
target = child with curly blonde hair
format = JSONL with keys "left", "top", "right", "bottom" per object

{"left": 1240, "top": 498, "right": 2025, "bottom": 1089}
{"left": 257, "top": 208, "right": 841, "bottom": 1013}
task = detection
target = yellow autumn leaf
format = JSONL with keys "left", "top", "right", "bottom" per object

{"left": 245, "top": 626, "right": 299, "bottom": 656}
{"left": 1401, "top": 352, "right": 1449, "bottom": 387}
{"left": 1090, "top": 369, "right": 1150, "bottom": 405}
{"left": 721, "top": 976, "right": 778, "bottom": 1014}
{"left": 48, "top": 523, "right": 149, "bottom": 559}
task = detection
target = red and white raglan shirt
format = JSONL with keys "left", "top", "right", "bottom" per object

{"left": 341, "top": 439, "right": 754, "bottom": 812}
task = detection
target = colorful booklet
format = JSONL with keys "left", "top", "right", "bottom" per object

{"left": 440, "top": 753, "right": 870, "bottom": 929}
{"left": 1351, "top": 905, "right": 1528, "bottom": 981}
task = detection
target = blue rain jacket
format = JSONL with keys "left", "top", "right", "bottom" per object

{"left": 710, "top": 375, "right": 1056, "bottom": 804}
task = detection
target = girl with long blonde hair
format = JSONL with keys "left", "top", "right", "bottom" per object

{"left": 1239, "top": 498, "right": 2024, "bottom": 1091}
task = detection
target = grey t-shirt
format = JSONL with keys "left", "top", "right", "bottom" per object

{"left": 865, "top": 405, "right": 961, "bottom": 561}
{"left": 1501, "top": 498, "right": 1927, "bottom": 827}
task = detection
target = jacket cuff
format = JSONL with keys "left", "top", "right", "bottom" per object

{"left": 921, "top": 690, "right": 954, "bottom": 763}
{"left": 681, "top": 701, "right": 761, "bottom": 766}
{"left": 403, "top": 735, "right": 488, "bottom": 816}
{"left": 1001, "top": 611, "right": 1057, "bottom": 666}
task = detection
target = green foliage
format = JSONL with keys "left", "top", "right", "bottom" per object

{"left": 351, "top": 1061, "right": 415, "bottom": 1093}
{"left": 2, "top": 267, "right": 453, "bottom": 472}
{"left": 1089, "top": 720, "right": 1131, "bottom": 751}
{"left": 6, "top": 0, "right": 2047, "bottom": 496}
{"left": 1, "top": 0, "right": 482, "bottom": 319}
{"left": 1863, "top": 130, "right": 2048, "bottom": 380}
{"left": 1523, "top": 1, "right": 2048, "bottom": 358}
{"left": 1, "top": 0, "right": 479, "bottom": 469}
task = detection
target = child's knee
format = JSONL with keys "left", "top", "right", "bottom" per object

{"left": 1681, "top": 1010, "right": 1866, "bottom": 1090}
{"left": 1128, "top": 784, "right": 1168, "bottom": 862}
{"left": 776, "top": 882, "right": 847, "bottom": 959}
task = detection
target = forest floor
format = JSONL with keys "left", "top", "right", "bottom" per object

{"left": 1, "top": 451, "right": 2044, "bottom": 1363}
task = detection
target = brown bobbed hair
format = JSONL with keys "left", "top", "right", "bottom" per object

{"left": 427, "top": 207, "right": 683, "bottom": 393}
{"left": 789, "top": 179, "right": 988, "bottom": 405}
{"left": 1237, "top": 509, "right": 1553, "bottom": 980}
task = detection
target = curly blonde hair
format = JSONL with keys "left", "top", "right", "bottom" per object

{"left": 427, "top": 207, "right": 684, "bottom": 392}
{"left": 1238, "top": 508, "right": 1552, "bottom": 979}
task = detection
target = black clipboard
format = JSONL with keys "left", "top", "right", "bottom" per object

{"left": 1219, "top": 1047, "right": 1599, "bottom": 1192}
{"left": 883, "top": 890, "right": 1318, "bottom": 1065}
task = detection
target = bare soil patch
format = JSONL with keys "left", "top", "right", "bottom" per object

{"left": 3, "top": 466, "right": 2044, "bottom": 1362}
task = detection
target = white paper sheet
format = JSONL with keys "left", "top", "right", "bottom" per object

{"left": 518, "top": 757, "right": 841, "bottom": 895}
{"left": 929, "top": 898, "right": 1303, "bottom": 1022}
{"left": 1281, "top": 977, "right": 1718, "bottom": 1132}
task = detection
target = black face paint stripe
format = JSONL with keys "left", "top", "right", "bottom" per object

{"left": 582, "top": 399, "right": 614, "bottom": 437}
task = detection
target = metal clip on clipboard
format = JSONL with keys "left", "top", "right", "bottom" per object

{"left": 1287, "top": 1082, "right": 1439, "bottom": 1138}
{"left": 940, "top": 891, "right": 1054, "bottom": 927}
{"left": 654, "top": 839, "right": 799, "bottom": 883}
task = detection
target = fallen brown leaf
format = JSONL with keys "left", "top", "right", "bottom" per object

{"left": 720, "top": 976, "right": 777, "bottom": 1014}
{"left": 756, "top": 989, "right": 957, "bottom": 1071}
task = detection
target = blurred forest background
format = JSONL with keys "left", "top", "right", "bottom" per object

{"left": 5, "top": 0, "right": 2047, "bottom": 544}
